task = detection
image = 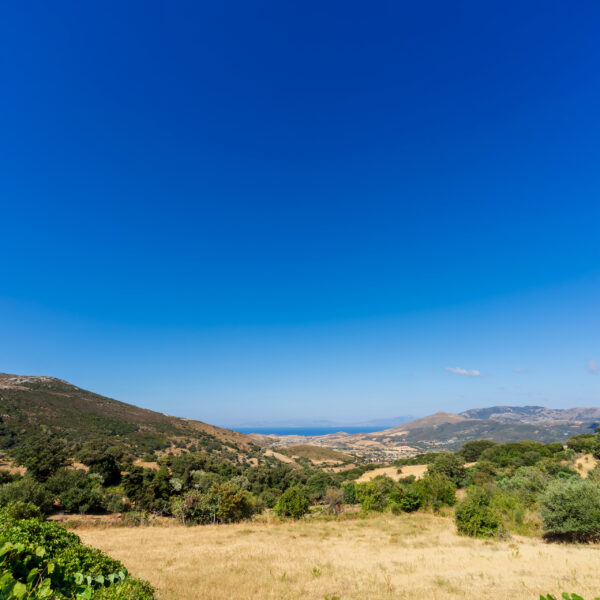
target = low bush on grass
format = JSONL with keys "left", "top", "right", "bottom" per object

{"left": 455, "top": 487, "right": 501, "bottom": 538}
{"left": 273, "top": 486, "right": 310, "bottom": 519}
{"left": 414, "top": 474, "right": 456, "bottom": 511}
{"left": 540, "top": 479, "right": 600, "bottom": 542}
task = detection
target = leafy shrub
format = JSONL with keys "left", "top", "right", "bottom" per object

{"left": 565, "top": 434, "right": 598, "bottom": 454}
{"left": 426, "top": 453, "right": 466, "bottom": 486}
{"left": 4, "top": 502, "right": 42, "bottom": 520}
{"left": 540, "top": 479, "right": 600, "bottom": 542}
{"left": 13, "top": 434, "right": 71, "bottom": 482}
{"left": 48, "top": 469, "right": 109, "bottom": 514}
{"left": 356, "top": 478, "right": 395, "bottom": 512}
{"left": 0, "top": 470, "right": 17, "bottom": 485}
{"left": 541, "top": 594, "right": 600, "bottom": 600}
{"left": 258, "top": 489, "right": 279, "bottom": 508}
{"left": 0, "top": 476, "right": 54, "bottom": 516}
{"left": 497, "top": 466, "right": 550, "bottom": 507}
{"left": 545, "top": 442, "right": 564, "bottom": 454}
{"left": 78, "top": 441, "right": 122, "bottom": 486}
{"left": 342, "top": 482, "right": 357, "bottom": 504}
{"left": 305, "top": 472, "right": 333, "bottom": 501}
{"left": 171, "top": 483, "right": 256, "bottom": 525}
{"left": 274, "top": 486, "right": 310, "bottom": 519}
{"left": 392, "top": 486, "right": 422, "bottom": 513}
{"left": 455, "top": 487, "right": 501, "bottom": 537}
{"left": 479, "top": 441, "right": 552, "bottom": 468}
{"left": 460, "top": 440, "right": 497, "bottom": 462}
{"left": 0, "top": 514, "right": 154, "bottom": 599}
{"left": 414, "top": 474, "right": 456, "bottom": 510}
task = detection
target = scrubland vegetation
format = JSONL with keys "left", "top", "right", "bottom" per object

{"left": 4, "top": 413, "right": 600, "bottom": 598}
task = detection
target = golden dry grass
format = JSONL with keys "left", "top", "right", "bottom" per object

{"left": 356, "top": 464, "right": 428, "bottom": 482}
{"left": 75, "top": 512, "right": 600, "bottom": 600}
{"left": 574, "top": 453, "right": 597, "bottom": 478}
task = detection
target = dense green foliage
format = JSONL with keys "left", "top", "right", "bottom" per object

{"left": 354, "top": 474, "right": 450, "bottom": 514}
{"left": 171, "top": 483, "right": 257, "bottom": 525}
{"left": 273, "top": 487, "right": 310, "bottom": 519}
{"left": 540, "top": 479, "right": 600, "bottom": 541}
{"left": 455, "top": 487, "right": 501, "bottom": 537}
{"left": 459, "top": 440, "right": 498, "bottom": 462}
{"left": 426, "top": 453, "right": 466, "bottom": 485}
{"left": 0, "top": 512, "right": 154, "bottom": 599}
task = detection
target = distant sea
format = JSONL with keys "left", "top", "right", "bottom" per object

{"left": 235, "top": 426, "right": 385, "bottom": 436}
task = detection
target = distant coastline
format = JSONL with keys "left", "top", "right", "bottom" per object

{"left": 235, "top": 426, "right": 385, "bottom": 436}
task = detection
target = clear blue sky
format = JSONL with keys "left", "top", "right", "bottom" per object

{"left": 1, "top": 1, "right": 599, "bottom": 426}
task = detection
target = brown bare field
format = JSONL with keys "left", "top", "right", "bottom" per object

{"left": 75, "top": 512, "right": 600, "bottom": 600}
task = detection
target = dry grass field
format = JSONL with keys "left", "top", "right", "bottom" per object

{"left": 75, "top": 512, "right": 600, "bottom": 600}
{"left": 356, "top": 464, "right": 428, "bottom": 482}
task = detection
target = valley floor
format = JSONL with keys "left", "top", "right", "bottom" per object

{"left": 75, "top": 513, "right": 600, "bottom": 600}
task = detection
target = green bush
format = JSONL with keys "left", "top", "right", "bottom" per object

{"left": 0, "top": 514, "right": 154, "bottom": 599}
{"left": 4, "top": 502, "right": 42, "bottom": 520}
{"left": 497, "top": 466, "right": 550, "bottom": 507}
{"left": 273, "top": 486, "right": 310, "bottom": 519}
{"left": 0, "top": 476, "right": 54, "bottom": 516}
{"left": 565, "top": 434, "right": 598, "bottom": 454}
{"left": 171, "top": 483, "right": 256, "bottom": 525}
{"left": 78, "top": 441, "right": 122, "bottom": 487}
{"left": 258, "top": 489, "right": 279, "bottom": 508}
{"left": 305, "top": 472, "right": 334, "bottom": 501}
{"left": 540, "top": 479, "right": 600, "bottom": 542}
{"left": 414, "top": 474, "right": 456, "bottom": 510}
{"left": 342, "top": 482, "right": 357, "bottom": 504}
{"left": 356, "top": 477, "right": 396, "bottom": 512}
{"left": 455, "top": 487, "right": 501, "bottom": 538}
{"left": 392, "top": 486, "right": 422, "bottom": 512}
{"left": 541, "top": 594, "right": 600, "bottom": 600}
{"left": 460, "top": 440, "right": 497, "bottom": 462}
{"left": 426, "top": 453, "right": 466, "bottom": 486}
{"left": 13, "top": 434, "right": 71, "bottom": 482}
{"left": 479, "top": 441, "right": 552, "bottom": 468}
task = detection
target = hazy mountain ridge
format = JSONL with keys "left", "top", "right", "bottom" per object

{"left": 460, "top": 405, "right": 600, "bottom": 423}
{"left": 264, "top": 406, "right": 600, "bottom": 460}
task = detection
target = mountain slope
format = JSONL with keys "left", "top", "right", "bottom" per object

{"left": 265, "top": 407, "right": 600, "bottom": 460}
{"left": 0, "top": 373, "right": 258, "bottom": 457}
{"left": 460, "top": 405, "right": 600, "bottom": 423}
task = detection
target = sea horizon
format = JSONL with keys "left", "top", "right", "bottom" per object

{"left": 234, "top": 425, "right": 386, "bottom": 436}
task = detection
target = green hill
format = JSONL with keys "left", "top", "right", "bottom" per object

{"left": 0, "top": 373, "right": 258, "bottom": 459}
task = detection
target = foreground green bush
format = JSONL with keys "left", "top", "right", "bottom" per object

{"left": 540, "top": 479, "right": 600, "bottom": 542}
{"left": 455, "top": 487, "right": 501, "bottom": 537}
{"left": 541, "top": 594, "right": 600, "bottom": 600}
{"left": 0, "top": 513, "right": 154, "bottom": 599}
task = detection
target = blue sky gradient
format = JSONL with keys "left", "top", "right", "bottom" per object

{"left": 1, "top": 1, "right": 599, "bottom": 425}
